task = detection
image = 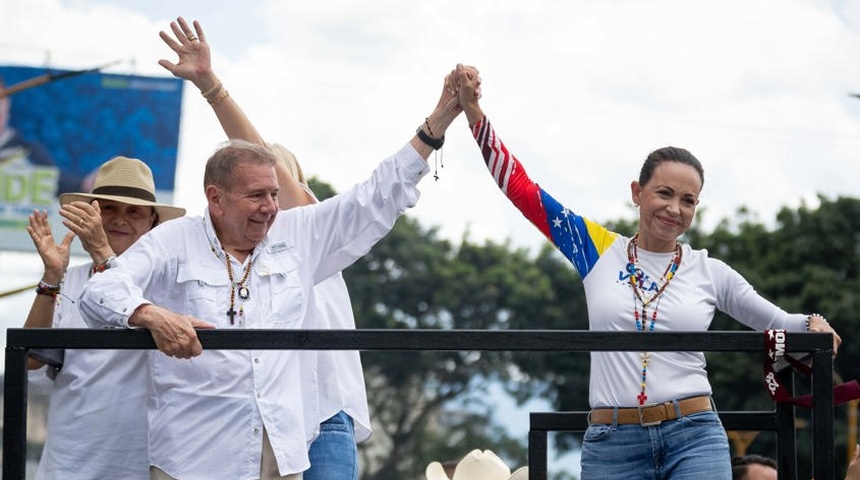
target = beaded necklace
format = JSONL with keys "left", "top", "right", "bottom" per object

{"left": 222, "top": 248, "right": 254, "bottom": 325}
{"left": 625, "top": 233, "right": 682, "bottom": 405}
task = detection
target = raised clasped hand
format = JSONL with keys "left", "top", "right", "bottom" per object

{"left": 453, "top": 63, "right": 482, "bottom": 106}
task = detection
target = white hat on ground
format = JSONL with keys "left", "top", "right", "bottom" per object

{"left": 425, "top": 449, "right": 527, "bottom": 480}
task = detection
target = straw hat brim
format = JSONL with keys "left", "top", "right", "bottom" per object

{"left": 59, "top": 192, "right": 186, "bottom": 224}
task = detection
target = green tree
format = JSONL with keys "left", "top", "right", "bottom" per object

{"left": 700, "top": 196, "right": 860, "bottom": 475}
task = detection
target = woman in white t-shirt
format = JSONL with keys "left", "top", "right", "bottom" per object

{"left": 450, "top": 64, "right": 842, "bottom": 480}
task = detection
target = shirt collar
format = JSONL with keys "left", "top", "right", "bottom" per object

{"left": 203, "top": 207, "right": 267, "bottom": 262}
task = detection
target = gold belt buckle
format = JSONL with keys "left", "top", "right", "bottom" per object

{"left": 637, "top": 403, "right": 663, "bottom": 427}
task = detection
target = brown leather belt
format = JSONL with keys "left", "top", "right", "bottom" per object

{"left": 589, "top": 395, "right": 713, "bottom": 426}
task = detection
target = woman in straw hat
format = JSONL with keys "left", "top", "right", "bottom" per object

{"left": 158, "top": 16, "right": 373, "bottom": 480}
{"left": 23, "top": 155, "right": 184, "bottom": 480}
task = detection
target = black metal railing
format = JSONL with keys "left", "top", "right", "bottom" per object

{"left": 3, "top": 329, "right": 835, "bottom": 480}
{"left": 529, "top": 392, "right": 799, "bottom": 479}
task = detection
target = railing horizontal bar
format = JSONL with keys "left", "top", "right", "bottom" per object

{"left": 719, "top": 411, "right": 782, "bottom": 431}
{"left": 5, "top": 328, "right": 833, "bottom": 352}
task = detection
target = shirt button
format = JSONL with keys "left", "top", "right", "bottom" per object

{"left": 256, "top": 391, "right": 261, "bottom": 398}
{"left": 254, "top": 358, "right": 260, "bottom": 364}
{"left": 254, "top": 427, "right": 260, "bottom": 434}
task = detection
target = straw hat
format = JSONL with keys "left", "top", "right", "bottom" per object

{"left": 426, "top": 449, "right": 525, "bottom": 480}
{"left": 59, "top": 156, "right": 185, "bottom": 224}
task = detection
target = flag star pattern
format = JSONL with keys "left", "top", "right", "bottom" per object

{"left": 472, "top": 116, "right": 617, "bottom": 278}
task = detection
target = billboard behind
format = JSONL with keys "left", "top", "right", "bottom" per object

{"left": 0, "top": 65, "right": 183, "bottom": 254}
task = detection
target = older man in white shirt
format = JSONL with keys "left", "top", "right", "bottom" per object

{"left": 78, "top": 69, "right": 468, "bottom": 479}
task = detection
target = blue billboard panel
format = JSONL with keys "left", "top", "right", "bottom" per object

{"left": 0, "top": 65, "right": 183, "bottom": 252}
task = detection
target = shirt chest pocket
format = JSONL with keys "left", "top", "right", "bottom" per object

{"left": 259, "top": 249, "right": 304, "bottom": 328}
{"left": 176, "top": 263, "right": 231, "bottom": 326}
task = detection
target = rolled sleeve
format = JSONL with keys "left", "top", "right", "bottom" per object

{"left": 79, "top": 235, "right": 166, "bottom": 329}
{"left": 80, "top": 269, "right": 150, "bottom": 328}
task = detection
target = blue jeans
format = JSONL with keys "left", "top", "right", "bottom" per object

{"left": 305, "top": 411, "right": 358, "bottom": 480}
{"left": 580, "top": 410, "right": 731, "bottom": 480}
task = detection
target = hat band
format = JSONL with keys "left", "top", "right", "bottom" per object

{"left": 92, "top": 185, "right": 156, "bottom": 202}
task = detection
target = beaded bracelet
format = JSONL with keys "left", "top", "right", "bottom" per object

{"left": 35, "top": 280, "right": 61, "bottom": 298}
{"left": 207, "top": 88, "right": 230, "bottom": 106}
{"left": 805, "top": 313, "right": 825, "bottom": 331}
{"left": 423, "top": 117, "right": 436, "bottom": 137}
{"left": 200, "top": 79, "right": 223, "bottom": 99}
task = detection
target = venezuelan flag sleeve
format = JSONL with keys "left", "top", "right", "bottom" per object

{"left": 471, "top": 116, "right": 617, "bottom": 278}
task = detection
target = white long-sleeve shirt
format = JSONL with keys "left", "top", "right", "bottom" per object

{"left": 29, "top": 263, "right": 149, "bottom": 480}
{"left": 312, "top": 273, "right": 372, "bottom": 443}
{"left": 295, "top": 185, "right": 372, "bottom": 444}
{"left": 79, "top": 143, "right": 428, "bottom": 480}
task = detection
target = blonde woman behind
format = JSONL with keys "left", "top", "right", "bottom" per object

{"left": 270, "top": 142, "right": 373, "bottom": 479}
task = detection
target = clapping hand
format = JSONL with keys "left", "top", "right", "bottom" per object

{"left": 27, "top": 209, "right": 74, "bottom": 284}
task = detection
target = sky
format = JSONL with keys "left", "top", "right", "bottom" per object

{"left": 2, "top": 0, "right": 858, "bottom": 319}
{"left": 0, "top": 0, "right": 858, "bottom": 472}
{"left": 2, "top": 0, "right": 859, "bottom": 255}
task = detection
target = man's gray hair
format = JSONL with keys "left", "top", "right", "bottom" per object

{"left": 203, "top": 139, "right": 276, "bottom": 191}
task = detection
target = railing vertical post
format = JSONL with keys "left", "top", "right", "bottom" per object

{"left": 775, "top": 371, "right": 797, "bottom": 480}
{"left": 528, "top": 414, "right": 547, "bottom": 480}
{"left": 3, "top": 346, "right": 29, "bottom": 480}
{"left": 811, "top": 348, "right": 834, "bottom": 480}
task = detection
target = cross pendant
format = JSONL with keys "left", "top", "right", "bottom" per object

{"left": 227, "top": 307, "right": 237, "bottom": 325}
{"left": 637, "top": 392, "right": 648, "bottom": 405}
